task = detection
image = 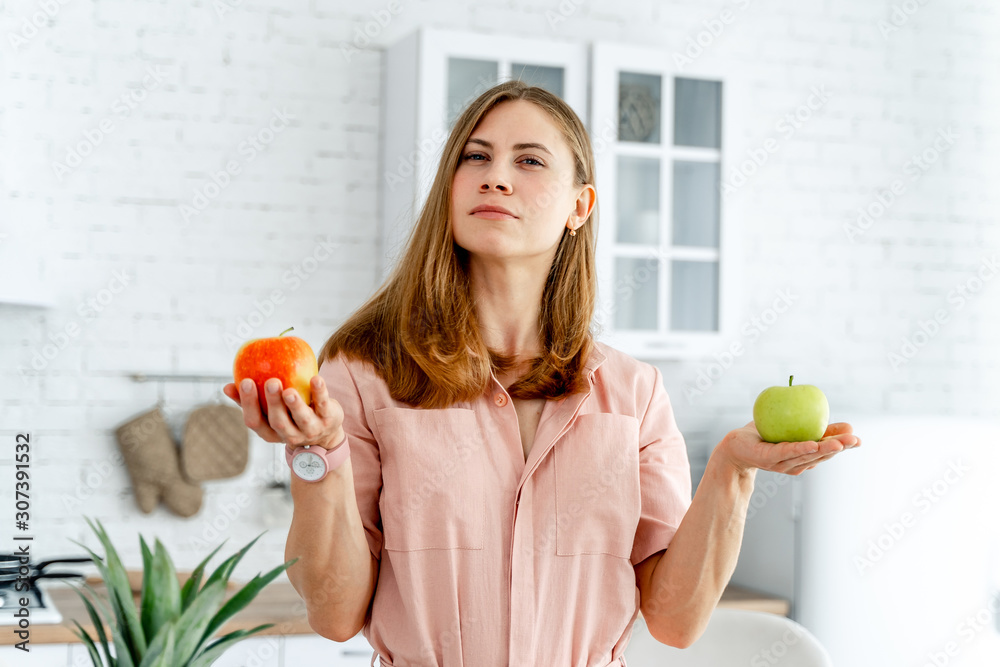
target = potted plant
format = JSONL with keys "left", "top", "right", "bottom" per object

{"left": 67, "top": 516, "right": 297, "bottom": 666}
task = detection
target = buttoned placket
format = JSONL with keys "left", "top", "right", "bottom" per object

{"left": 504, "top": 372, "right": 599, "bottom": 666}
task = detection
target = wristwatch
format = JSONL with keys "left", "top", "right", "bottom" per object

{"left": 285, "top": 434, "right": 349, "bottom": 482}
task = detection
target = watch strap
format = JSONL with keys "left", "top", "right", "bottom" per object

{"left": 284, "top": 433, "right": 349, "bottom": 481}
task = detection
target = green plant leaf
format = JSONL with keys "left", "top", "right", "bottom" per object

{"left": 171, "top": 579, "right": 228, "bottom": 665}
{"left": 200, "top": 532, "right": 266, "bottom": 594}
{"left": 72, "top": 618, "right": 108, "bottom": 667}
{"left": 188, "top": 623, "right": 276, "bottom": 667}
{"left": 71, "top": 519, "right": 292, "bottom": 667}
{"left": 200, "top": 557, "right": 297, "bottom": 646}
{"left": 180, "top": 539, "right": 229, "bottom": 611}
{"left": 110, "top": 625, "right": 137, "bottom": 667}
{"left": 140, "top": 538, "right": 182, "bottom": 642}
{"left": 154, "top": 624, "right": 176, "bottom": 667}
{"left": 68, "top": 537, "right": 136, "bottom": 664}
{"left": 83, "top": 517, "right": 148, "bottom": 662}
{"left": 138, "top": 535, "right": 153, "bottom": 640}
{"left": 68, "top": 581, "right": 116, "bottom": 667}
{"left": 78, "top": 580, "right": 117, "bottom": 626}
{"left": 138, "top": 621, "right": 176, "bottom": 667}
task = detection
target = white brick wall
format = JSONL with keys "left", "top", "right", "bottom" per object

{"left": 1, "top": 0, "right": 998, "bottom": 607}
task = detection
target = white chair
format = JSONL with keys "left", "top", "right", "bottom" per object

{"left": 624, "top": 608, "right": 833, "bottom": 667}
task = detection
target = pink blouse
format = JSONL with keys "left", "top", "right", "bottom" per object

{"left": 319, "top": 341, "right": 692, "bottom": 666}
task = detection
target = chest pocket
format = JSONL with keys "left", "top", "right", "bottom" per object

{"left": 374, "top": 406, "right": 484, "bottom": 552}
{"left": 553, "top": 413, "right": 641, "bottom": 558}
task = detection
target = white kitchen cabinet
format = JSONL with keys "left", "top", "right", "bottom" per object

{"left": 69, "top": 636, "right": 285, "bottom": 667}
{"left": 380, "top": 26, "right": 588, "bottom": 281}
{"left": 207, "top": 635, "right": 282, "bottom": 667}
{"left": 0, "top": 643, "right": 70, "bottom": 667}
{"left": 283, "top": 632, "right": 375, "bottom": 666}
{"left": 39, "top": 633, "right": 375, "bottom": 667}
{"left": 591, "top": 41, "right": 741, "bottom": 360}
{"left": 74, "top": 637, "right": 285, "bottom": 667}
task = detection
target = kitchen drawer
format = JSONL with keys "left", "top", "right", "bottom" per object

{"left": 284, "top": 632, "right": 375, "bottom": 665}
{"left": 0, "top": 643, "right": 70, "bottom": 666}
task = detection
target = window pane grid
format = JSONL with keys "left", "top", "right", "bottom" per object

{"left": 608, "top": 67, "right": 723, "bottom": 337}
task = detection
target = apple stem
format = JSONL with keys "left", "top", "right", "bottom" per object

{"left": 279, "top": 327, "right": 294, "bottom": 337}
{"left": 789, "top": 375, "right": 793, "bottom": 386}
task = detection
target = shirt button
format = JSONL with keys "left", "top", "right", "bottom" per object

{"left": 495, "top": 393, "right": 508, "bottom": 407}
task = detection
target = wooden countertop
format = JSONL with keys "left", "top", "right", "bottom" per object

{"left": 5, "top": 581, "right": 789, "bottom": 646}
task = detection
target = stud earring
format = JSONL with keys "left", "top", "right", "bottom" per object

{"left": 569, "top": 228, "right": 576, "bottom": 236}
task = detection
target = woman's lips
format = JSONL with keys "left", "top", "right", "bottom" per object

{"left": 471, "top": 210, "right": 517, "bottom": 220}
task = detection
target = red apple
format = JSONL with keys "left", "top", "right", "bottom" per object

{"left": 233, "top": 327, "right": 318, "bottom": 417}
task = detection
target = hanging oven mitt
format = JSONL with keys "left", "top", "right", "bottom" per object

{"left": 180, "top": 403, "right": 249, "bottom": 481}
{"left": 115, "top": 407, "right": 203, "bottom": 517}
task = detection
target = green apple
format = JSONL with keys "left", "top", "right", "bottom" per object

{"left": 752, "top": 375, "right": 830, "bottom": 443}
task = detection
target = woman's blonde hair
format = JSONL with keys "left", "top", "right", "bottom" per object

{"left": 318, "top": 79, "right": 599, "bottom": 408}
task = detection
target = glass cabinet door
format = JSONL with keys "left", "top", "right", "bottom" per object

{"left": 592, "top": 41, "right": 728, "bottom": 357}
{"left": 446, "top": 59, "right": 570, "bottom": 130}
{"left": 447, "top": 58, "right": 499, "bottom": 127}
{"left": 512, "top": 63, "right": 565, "bottom": 97}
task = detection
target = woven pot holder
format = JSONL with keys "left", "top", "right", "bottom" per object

{"left": 115, "top": 406, "right": 203, "bottom": 517}
{"left": 180, "top": 403, "right": 249, "bottom": 482}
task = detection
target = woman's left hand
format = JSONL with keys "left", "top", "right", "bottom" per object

{"left": 718, "top": 422, "right": 861, "bottom": 476}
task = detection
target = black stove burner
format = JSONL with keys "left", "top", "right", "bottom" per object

{"left": 0, "top": 583, "right": 46, "bottom": 609}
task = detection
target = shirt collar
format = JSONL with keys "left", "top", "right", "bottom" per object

{"left": 487, "top": 339, "right": 608, "bottom": 394}
{"left": 583, "top": 340, "right": 608, "bottom": 384}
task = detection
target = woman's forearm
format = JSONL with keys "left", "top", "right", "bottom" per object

{"left": 284, "top": 452, "right": 378, "bottom": 642}
{"left": 641, "top": 437, "right": 757, "bottom": 648}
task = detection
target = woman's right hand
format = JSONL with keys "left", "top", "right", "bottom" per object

{"left": 222, "top": 376, "right": 346, "bottom": 449}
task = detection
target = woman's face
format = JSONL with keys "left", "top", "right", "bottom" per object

{"left": 450, "top": 99, "right": 591, "bottom": 267}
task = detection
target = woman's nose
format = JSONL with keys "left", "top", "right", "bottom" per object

{"left": 480, "top": 162, "right": 512, "bottom": 192}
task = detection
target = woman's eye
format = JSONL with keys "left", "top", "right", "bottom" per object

{"left": 460, "top": 153, "right": 544, "bottom": 166}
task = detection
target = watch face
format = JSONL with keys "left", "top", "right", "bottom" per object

{"left": 292, "top": 451, "right": 327, "bottom": 482}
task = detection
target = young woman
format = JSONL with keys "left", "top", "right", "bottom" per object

{"left": 224, "top": 80, "right": 860, "bottom": 667}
